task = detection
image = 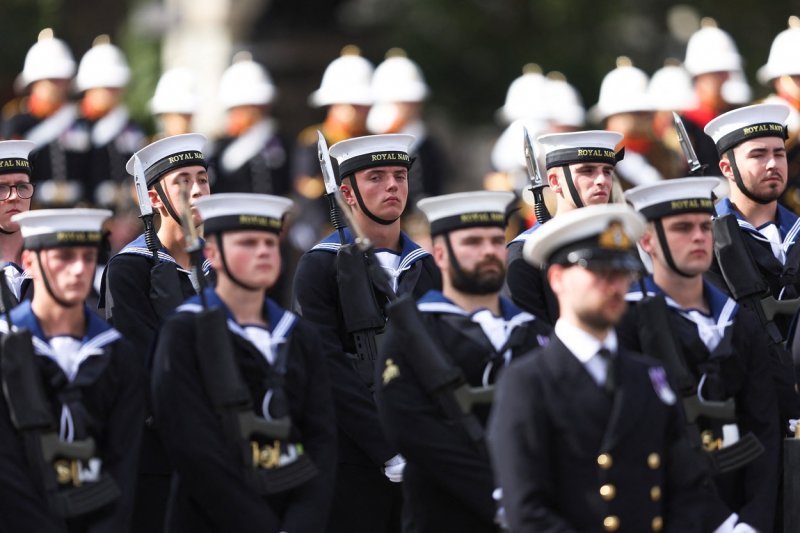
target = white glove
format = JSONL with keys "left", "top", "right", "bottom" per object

{"left": 731, "top": 524, "right": 757, "bottom": 533}
{"left": 789, "top": 418, "right": 798, "bottom": 434}
{"left": 383, "top": 454, "right": 406, "bottom": 483}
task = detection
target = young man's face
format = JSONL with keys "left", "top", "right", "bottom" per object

{"left": 206, "top": 231, "right": 281, "bottom": 291}
{"left": 548, "top": 162, "right": 614, "bottom": 207}
{"left": 721, "top": 136, "right": 788, "bottom": 204}
{"left": 549, "top": 262, "right": 634, "bottom": 332}
{"left": 24, "top": 246, "right": 98, "bottom": 306}
{"left": 149, "top": 165, "right": 211, "bottom": 225}
{"left": 342, "top": 165, "right": 409, "bottom": 223}
{"left": 433, "top": 226, "right": 507, "bottom": 295}
{"left": 0, "top": 173, "right": 33, "bottom": 232}
{"left": 642, "top": 213, "right": 713, "bottom": 277}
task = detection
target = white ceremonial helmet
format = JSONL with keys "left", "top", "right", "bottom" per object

{"left": 721, "top": 69, "right": 752, "bottom": 106}
{"left": 219, "top": 51, "right": 277, "bottom": 109}
{"left": 151, "top": 67, "right": 199, "bottom": 115}
{"left": 647, "top": 60, "right": 697, "bottom": 111}
{"left": 683, "top": 18, "right": 742, "bottom": 77}
{"left": 308, "top": 45, "right": 374, "bottom": 108}
{"left": 590, "top": 57, "right": 653, "bottom": 122}
{"left": 758, "top": 16, "right": 800, "bottom": 85}
{"left": 543, "top": 72, "right": 585, "bottom": 128}
{"left": 75, "top": 35, "right": 130, "bottom": 92}
{"left": 496, "top": 63, "right": 548, "bottom": 125}
{"left": 371, "top": 48, "right": 429, "bottom": 103}
{"left": 17, "top": 28, "right": 76, "bottom": 91}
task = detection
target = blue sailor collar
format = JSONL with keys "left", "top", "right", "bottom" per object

{"left": 117, "top": 233, "right": 213, "bottom": 275}
{"left": 716, "top": 197, "right": 800, "bottom": 247}
{"left": 177, "top": 287, "right": 298, "bottom": 342}
{"left": 416, "top": 289, "right": 536, "bottom": 327}
{"left": 508, "top": 222, "right": 541, "bottom": 246}
{"left": 0, "top": 300, "right": 121, "bottom": 371}
{"left": 310, "top": 228, "right": 430, "bottom": 273}
{"left": 626, "top": 275, "right": 738, "bottom": 324}
{"left": 1, "top": 261, "right": 24, "bottom": 274}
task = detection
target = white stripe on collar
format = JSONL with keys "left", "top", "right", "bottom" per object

{"left": 417, "top": 301, "right": 535, "bottom": 327}
{"left": 177, "top": 302, "right": 297, "bottom": 346}
{"left": 0, "top": 321, "right": 120, "bottom": 382}
{"left": 117, "top": 247, "right": 211, "bottom": 274}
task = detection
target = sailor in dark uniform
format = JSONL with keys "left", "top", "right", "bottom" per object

{"left": 2, "top": 29, "right": 79, "bottom": 199}
{"left": 622, "top": 178, "right": 781, "bottom": 532}
{"left": 59, "top": 35, "right": 145, "bottom": 209}
{"left": 0, "top": 208, "right": 144, "bottom": 532}
{"left": 209, "top": 53, "right": 290, "bottom": 197}
{"left": 376, "top": 190, "right": 551, "bottom": 532}
{"left": 0, "top": 140, "right": 36, "bottom": 304}
{"left": 705, "top": 104, "right": 798, "bottom": 313}
{"left": 99, "top": 133, "right": 211, "bottom": 532}
{"left": 488, "top": 204, "right": 714, "bottom": 532}
{"left": 292, "top": 134, "right": 441, "bottom": 533}
{"left": 151, "top": 193, "right": 336, "bottom": 532}
{"left": 505, "top": 130, "right": 622, "bottom": 325}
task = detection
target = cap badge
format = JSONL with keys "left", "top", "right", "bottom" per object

{"left": 598, "top": 220, "right": 632, "bottom": 250}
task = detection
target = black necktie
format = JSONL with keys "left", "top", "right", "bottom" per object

{"left": 597, "top": 348, "right": 615, "bottom": 394}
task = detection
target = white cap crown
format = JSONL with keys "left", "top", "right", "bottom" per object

{"left": 371, "top": 49, "right": 429, "bottom": 103}
{"left": 196, "top": 193, "right": 292, "bottom": 234}
{"left": 20, "top": 29, "right": 76, "bottom": 88}
{"left": 625, "top": 177, "right": 719, "bottom": 220}
{"left": 684, "top": 19, "right": 742, "bottom": 76}
{"left": 417, "top": 191, "right": 514, "bottom": 235}
{"left": 309, "top": 46, "right": 374, "bottom": 107}
{"left": 126, "top": 133, "right": 207, "bottom": 186}
{"left": 219, "top": 54, "right": 277, "bottom": 108}
{"left": 76, "top": 36, "right": 130, "bottom": 91}
{"left": 704, "top": 103, "right": 790, "bottom": 153}
{"left": 151, "top": 67, "right": 199, "bottom": 115}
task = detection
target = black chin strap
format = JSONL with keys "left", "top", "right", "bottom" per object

{"left": 654, "top": 221, "right": 693, "bottom": 278}
{"left": 0, "top": 228, "right": 17, "bottom": 235}
{"left": 726, "top": 149, "right": 772, "bottom": 205}
{"left": 561, "top": 166, "right": 584, "bottom": 208}
{"left": 443, "top": 233, "right": 467, "bottom": 280}
{"left": 217, "top": 233, "right": 259, "bottom": 291}
{"left": 35, "top": 250, "right": 81, "bottom": 308}
{"left": 346, "top": 175, "right": 399, "bottom": 226}
{"left": 153, "top": 182, "right": 183, "bottom": 222}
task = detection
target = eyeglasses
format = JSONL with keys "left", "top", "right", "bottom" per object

{"left": 0, "top": 183, "right": 35, "bottom": 200}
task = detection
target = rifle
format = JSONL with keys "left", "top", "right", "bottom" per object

{"left": 0, "top": 277, "right": 119, "bottom": 516}
{"left": 672, "top": 112, "right": 707, "bottom": 176}
{"left": 713, "top": 214, "right": 800, "bottom": 345}
{"left": 327, "top": 181, "right": 494, "bottom": 444}
{"left": 133, "top": 154, "right": 184, "bottom": 318}
{"left": 785, "top": 425, "right": 800, "bottom": 532}
{"left": 523, "top": 126, "right": 550, "bottom": 224}
{"left": 317, "top": 130, "right": 347, "bottom": 243}
{"left": 177, "top": 187, "right": 316, "bottom": 494}
{"left": 636, "top": 293, "right": 764, "bottom": 473}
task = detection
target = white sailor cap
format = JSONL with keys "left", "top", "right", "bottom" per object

{"left": 522, "top": 204, "right": 646, "bottom": 270}
{"left": 625, "top": 177, "right": 719, "bottom": 221}
{"left": 126, "top": 133, "right": 208, "bottom": 187}
{"left": 703, "top": 103, "right": 790, "bottom": 155}
{"left": 195, "top": 193, "right": 293, "bottom": 235}
{"left": 0, "top": 140, "right": 36, "bottom": 176}
{"left": 417, "top": 191, "right": 515, "bottom": 236}
{"left": 12, "top": 208, "right": 111, "bottom": 250}
{"left": 329, "top": 133, "right": 415, "bottom": 179}
{"left": 537, "top": 130, "right": 623, "bottom": 170}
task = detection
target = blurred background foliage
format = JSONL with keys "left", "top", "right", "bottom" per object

{"left": 2, "top": 0, "right": 799, "bottom": 185}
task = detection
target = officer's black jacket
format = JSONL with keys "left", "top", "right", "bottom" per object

{"left": 151, "top": 289, "right": 336, "bottom": 533}
{"left": 376, "top": 290, "right": 551, "bottom": 532}
{"left": 488, "top": 335, "right": 713, "bottom": 533}
{"left": 0, "top": 302, "right": 144, "bottom": 533}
